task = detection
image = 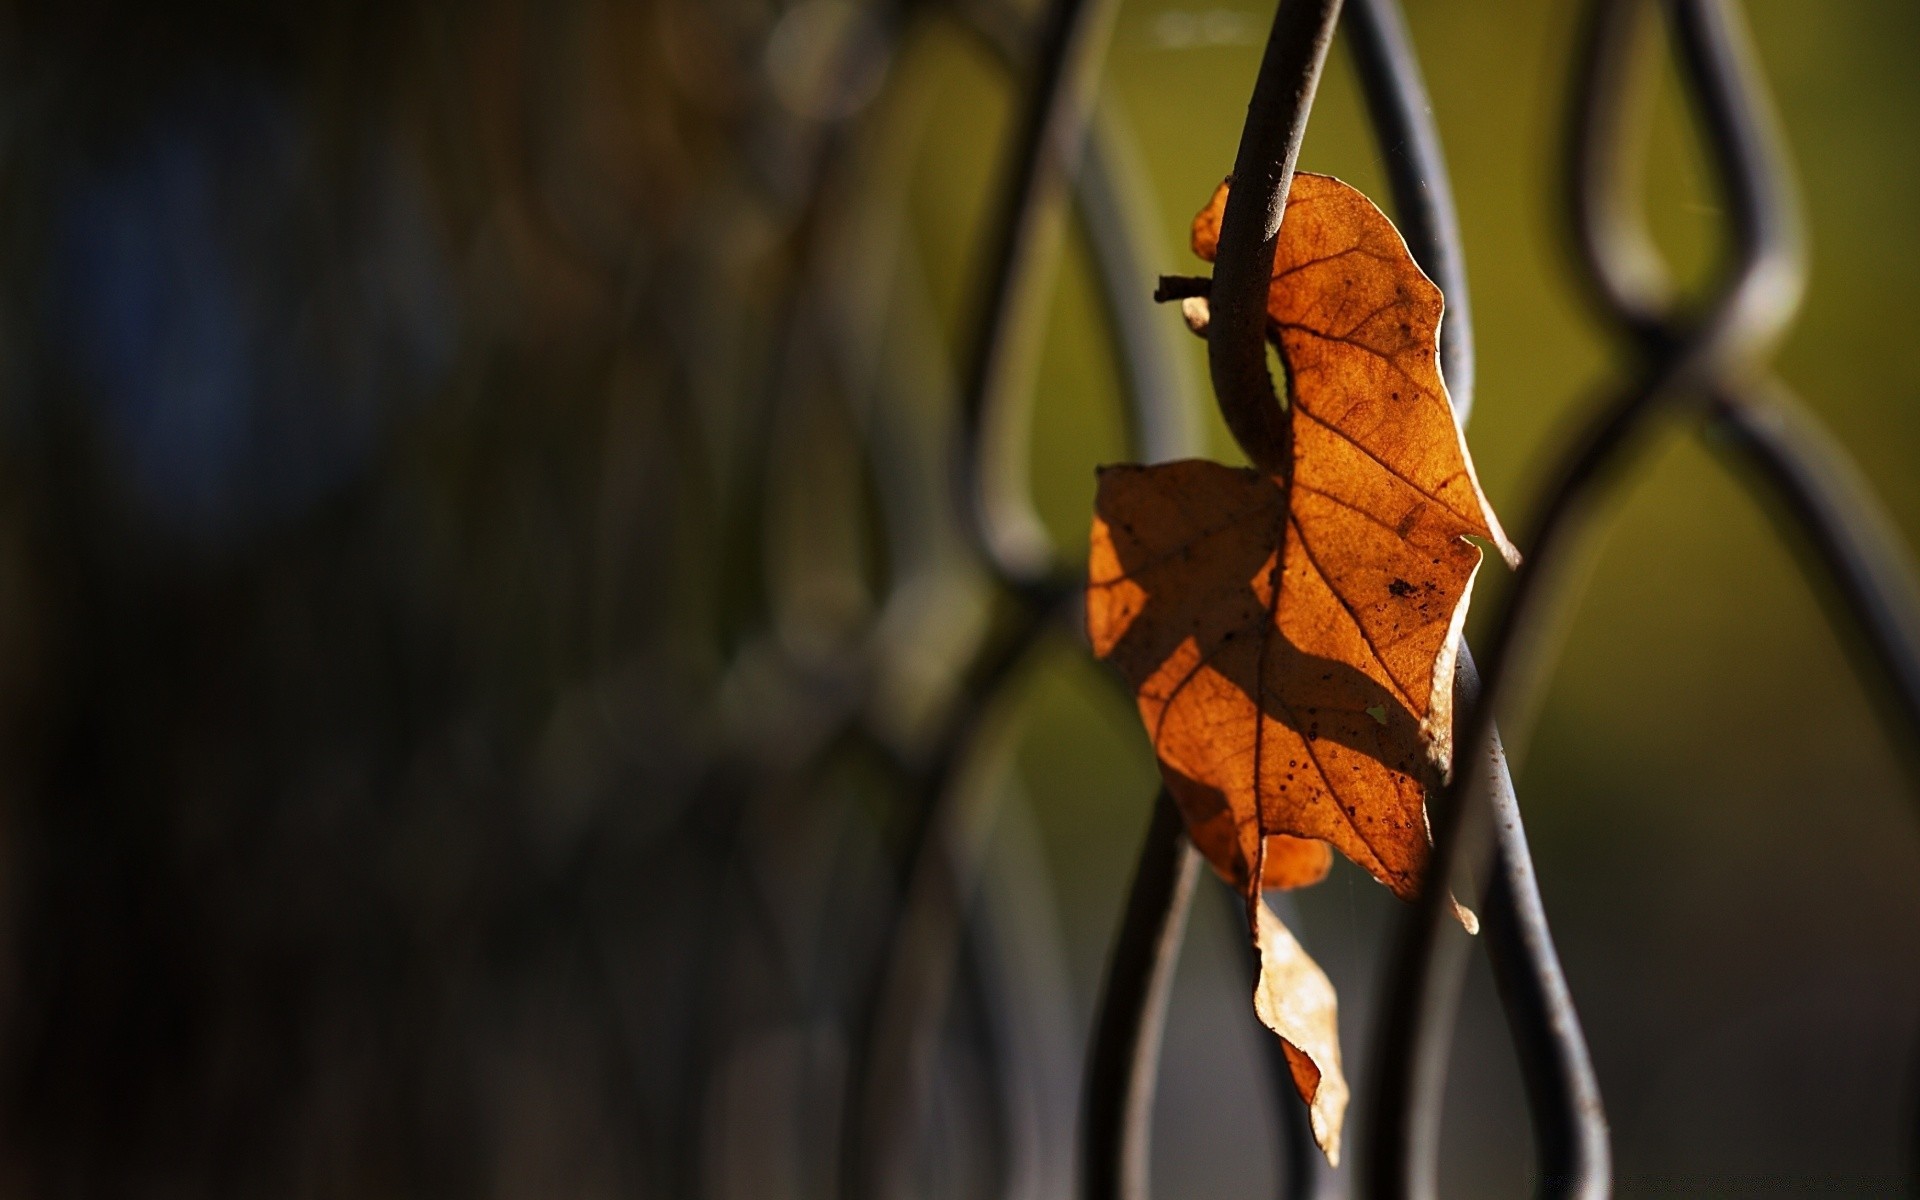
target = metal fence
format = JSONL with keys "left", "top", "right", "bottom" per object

{"left": 654, "top": 0, "right": 1920, "bottom": 1197}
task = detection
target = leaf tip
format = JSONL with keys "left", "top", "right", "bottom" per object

{"left": 1453, "top": 897, "right": 1480, "bottom": 935}
{"left": 1253, "top": 899, "right": 1347, "bottom": 1167}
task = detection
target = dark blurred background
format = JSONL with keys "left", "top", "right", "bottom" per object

{"left": 1, "top": 0, "right": 1918, "bottom": 1196}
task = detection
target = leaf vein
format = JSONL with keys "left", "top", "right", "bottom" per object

{"left": 1291, "top": 403, "right": 1475, "bottom": 522}
{"left": 1285, "top": 516, "right": 1421, "bottom": 713}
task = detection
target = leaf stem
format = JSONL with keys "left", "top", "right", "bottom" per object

{"left": 1152, "top": 274, "right": 1211, "bottom": 303}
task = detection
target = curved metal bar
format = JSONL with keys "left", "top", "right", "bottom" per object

{"left": 1082, "top": 792, "right": 1202, "bottom": 1200}
{"left": 1079, "top": 104, "right": 1207, "bottom": 465}
{"left": 1205, "top": 0, "right": 1345, "bottom": 475}
{"left": 1566, "top": 0, "right": 1676, "bottom": 342}
{"left": 1569, "top": 0, "right": 1805, "bottom": 364}
{"left": 844, "top": 590, "right": 1072, "bottom": 1200}
{"left": 958, "top": 0, "right": 1125, "bottom": 581}
{"left": 844, "top": 4, "right": 1210, "bottom": 1197}
{"left": 954, "top": 0, "right": 1205, "bottom": 467}
{"left": 1661, "top": 0, "right": 1805, "bottom": 367}
{"left": 1366, "top": 649, "right": 1617, "bottom": 1200}
{"left": 843, "top": 3, "right": 1219, "bottom": 1197}
{"left": 1706, "top": 381, "right": 1920, "bottom": 768}
{"left": 711, "top": 0, "right": 925, "bottom": 648}
{"left": 843, "top": 0, "right": 1140, "bottom": 1185}
{"left": 1363, "top": 371, "right": 1658, "bottom": 1200}
{"left": 1368, "top": 2, "right": 1814, "bottom": 1196}
{"left": 1690, "top": 385, "right": 1920, "bottom": 1195}
{"left": 663, "top": 5, "right": 976, "bottom": 1196}
{"left": 1344, "top": 1, "right": 1611, "bottom": 1193}
{"left": 1342, "top": 0, "right": 1475, "bottom": 421}
{"left": 1080, "top": 5, "right": 1347, "bottom": 1196}
{"left": 1467, "top": 654, "right": 1612, "bottom": 1198}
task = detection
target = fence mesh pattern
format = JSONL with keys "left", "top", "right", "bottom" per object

{"left": 4, "top": 0, "right": 1919, "bottom": 1196}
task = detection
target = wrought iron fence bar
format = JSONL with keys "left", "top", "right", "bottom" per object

{"left": 1365, "top": 0, "right": 1738, "bottom": 1183}
{"left": 1341, "top": 0, "right": 1473, "bottom": 421}
{"left": 1465, "top": 657, "right": 1611, "bottom": 1200}
{"left": 1566, "top": 0, "right": 1674, "bottom": 339}
{"left": 1084, "top": 0, "right": 1604, "bottom": 1195}
{"left": 1082, "top": 791, "right": 1202, "bottom": 1200}
{"left": 1571, "top": 0, "right": 1803, "bottom": 363}
{"left": 841, "top": 0, "right": 1219, "bottom": 1192}
{"left": 948, "top": 0, "right": 1224, "bottom": 637}
{"left": 1366, "top": 632, "right": 1616, "bottom": 1192}
{"left": 845, "top": 589, "right": 1073, "bottom": 1200}
{"left": 957, "top": 0, "right": 1124, "bottom": 581}
{"left": 1662, "top": 0, "right": 1803, "bottom": 366}
{"left": 1364, "top": 4, "right": 1918, "bottom": 1199}
{"left": 1366, "top": 346, "right": 1673, "bottom": 1200}
{"left": 1343, "top": 2, "right": 1610, "bottom": 1192}
{"left": 953, "top": 0, "right": 1206, "bottom": 465}
{"left": 1706, "top": 382, "right": 1920, "bottom": 772}
{"left": 1691, "top": 386, "right": 1920, "bottom": 1190}
{"left": 703, "top": 0, "right": 928, "bottom": 649}
{"left": 666, "top": 7, "right": 962, "bottom": 1193}
{"left": 762, "top": 192, "right": 1072, "bottom": 1200}
{"left": 1206, "top": 0, "right": 1344, "bottom": 476}
{"left": 1082, "top": 3, "right": 1345, "bottom": 1194}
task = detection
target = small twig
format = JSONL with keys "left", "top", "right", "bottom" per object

{"left": 1151, "top": 274, "right": 1211, "bottom": 303}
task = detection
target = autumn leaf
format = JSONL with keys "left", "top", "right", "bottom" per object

{"left": 1086, "top": 174, "right": 1515, "bottom": 1159}
{"left": 1088, "top": 172, "right": 1515, "bottom": 901}
{"left": 1253, "top": 898, "right": 1347, "bottom": 1164}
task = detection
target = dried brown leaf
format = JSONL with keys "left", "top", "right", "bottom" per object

{"left": 1253, "top": 898, "right": 1347, "bottom": 1165}
{"left": 1086, "top": 172, "right": 1516, "bottom": 900}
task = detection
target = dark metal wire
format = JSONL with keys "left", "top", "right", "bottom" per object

{"left": 1367, "top": 0, "right": 1806, "bottom": 1190}
{"left": 1081, "top": 792, "right": 1202, "bottom": 1200}
{"left": 1460, "top": 656, "right": 1611, "bottom": 1199}
{"left": 1706, "top": 384, "right": 1920, "bottom": 755}
{"left": 952, "top": 0, "right": 1204, "bottom": 467}
{"left": 1368, "top": 1, "right": 1920, "bottom": 1197}
{"left": 842, "top": 0, "right": 1208, "bottom": 1194}
{"left": 1084, "top": 1, "right": 1605, "bottom": 1197}
{"left": 1343, "top": 1, "right": 1609, "bottom": 1194}
{"left": 1080, "top": 4, "right": 1346, "bottom": 1193}
{"left": 753, "top": 0, "right": 1920, "bottom": 1196}
{"left": 1205, "top": 0, "right": 1345, "bottom": 477}
{"left": 958, "top": 0, "right": 1126, "bottom": 583}
{"left": 1342, "top": 0, "right": 1473, "bottom": 423}
{"left": 845, "top": 592, "right": 1072, "bottom": 1200}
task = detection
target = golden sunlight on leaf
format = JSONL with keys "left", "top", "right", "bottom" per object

{"left": 1086, "top": 173, "right": 1516, "bottom": 905}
